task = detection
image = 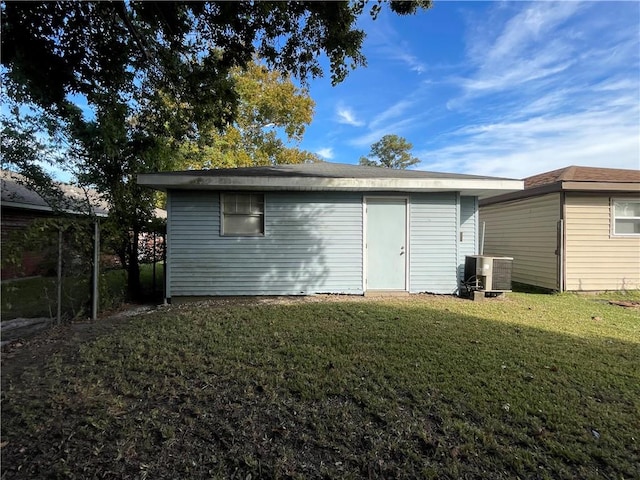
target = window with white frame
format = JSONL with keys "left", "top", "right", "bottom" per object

{"left": 221, "top": 193, "right": 265, "bottom": 236}
{"left": 612, "top": 199, "right": 640, "bottom": 235}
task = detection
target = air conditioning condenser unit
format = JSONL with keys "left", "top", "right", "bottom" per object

{"left": 463, "top": 255, "right": 513, "bottom": 293}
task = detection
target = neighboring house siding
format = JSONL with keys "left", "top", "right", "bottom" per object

{"left": 409, "top": 193, "right": 458, "bottom": 294}
{"left": 168, "top": 191, "right": 363, "bottom": 296}
{"left": 565, "top": 193, "right": 640, "bottom": 291}
{"left": 458, "top": 196, "right": 477, "bottom": 286}
{"left": 480, "top": 193, "right": 560, "bottom": 290}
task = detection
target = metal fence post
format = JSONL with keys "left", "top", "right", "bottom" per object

{"left": 92, "top": 219, "right": 100, "bottom": 320}
{"left": 57, "top": 227, "right": 62, "bottom": 324}
{"left": 152, "top": 231, "right": 157, "bottom": 294}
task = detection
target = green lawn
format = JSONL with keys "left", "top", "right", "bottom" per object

{"left": 1, "top": 293, "right": 639, "bottom": 479}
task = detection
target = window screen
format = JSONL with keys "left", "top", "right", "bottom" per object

{"left": 222, "top": 193, "right": 264, "bottom": 236}
{"left": 612, "top": 200, "right": 640, "bottom": 235}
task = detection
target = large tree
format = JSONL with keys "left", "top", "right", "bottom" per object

{"left": 177, "top": 61, "right": 321, "bottom": 170}
{"left": 1, "top": 1, "right": 431, "bottom": 298}
{"left": 2, "top": 1, "right": 431, "bottom": 121}
{"left": 359, "top": 134, "right": 421, "bottom": 169}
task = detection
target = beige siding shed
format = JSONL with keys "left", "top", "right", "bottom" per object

{"left": 480, "top": 193, "right": 560, "bottom": 290}
{"left": 565, "top": 193, "right": 640, "bottom": 291}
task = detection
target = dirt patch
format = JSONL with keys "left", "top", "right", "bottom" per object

{"left": 609, "top": 300, "right": 640, "bottom": 309}
{"left": 1, "top": 304, "right": 152, "bottom": 386}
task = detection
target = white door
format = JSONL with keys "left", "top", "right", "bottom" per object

{"left": 366, "top": 198, "right": 407, "bottom": 290}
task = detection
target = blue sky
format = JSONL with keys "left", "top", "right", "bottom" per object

{"left": 8, "top": 1, "right": 638, "bottom": 183}
{"left": 298, "top": 1, "right": 640, "bottom": 179}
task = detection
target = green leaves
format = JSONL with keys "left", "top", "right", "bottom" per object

{"left": 359, "top": 134, "right": 421, "bottom": 169}
{"left": 176, "top": 61, "right": 321, "bottom": 169}
{"left": 2, "top": 1, "right": 433, "bottom": 123}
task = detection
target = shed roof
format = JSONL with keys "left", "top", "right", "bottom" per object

{"left": 481, "top": 165, "right": 640, "bottom": 206}
{"left": 138, "top": 162, "right": 523, "bottom": 199}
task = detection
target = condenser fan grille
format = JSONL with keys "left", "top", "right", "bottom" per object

{"left": 491, "top": 259, "right": 513, "bottom": 291}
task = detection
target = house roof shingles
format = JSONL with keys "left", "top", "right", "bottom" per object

{"left": 480, "top": 165, "right": 640, "bottom": 206}
{"left": 1, "top": 170, "right": 110, "bottom": 216}
{"left": 1, "top": 170, "right": 167, "bottom": 219}
{"left": 147, "top": 162, "right": 516, "bottom": 181}
{"left": 525, "top": 165, "right": 640, "bottom": 189}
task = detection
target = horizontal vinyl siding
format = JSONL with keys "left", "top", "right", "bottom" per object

{"left": 480, "top": 194, "right": 560, "bottom": 290}
{"left": 410, "top": 193, "right": 458, "bottom": 294}
{"left": 169, "top": 191, "right": 363, "bottom": 296}
{"left": 565, "top": 194, "right": 640, "bottom": 291}
{"left": 458, "top": 196, "right": 478, "bottom": 286}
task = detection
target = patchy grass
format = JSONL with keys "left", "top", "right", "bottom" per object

{"left": 1, "top": 293, "right": 639, "bottom": 479}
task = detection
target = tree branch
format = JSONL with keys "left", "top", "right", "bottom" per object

{"left": 114, "top": 2, "right": 153, "bottom": 65}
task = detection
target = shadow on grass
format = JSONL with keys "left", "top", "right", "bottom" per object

{"left": 1, "top": 299, "right": 638, "bottom": 479}
{"left": 511, "top": 281, "right": 555, "bottom": 294}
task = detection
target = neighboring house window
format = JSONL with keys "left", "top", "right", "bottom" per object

{"left": 221, "top": 193, "right": 264, "bottom": 236}
{"left": 612, "top": 199, "right": 640, "bottom": 235}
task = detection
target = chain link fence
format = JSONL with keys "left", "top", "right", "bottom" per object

{"left": 2, "top": 216, "right": 166, "bottom": 323}
{"left": 1, "top": 216, "right": 96, "bottom": 322}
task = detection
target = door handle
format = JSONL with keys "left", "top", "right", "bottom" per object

{"left": 400, "top": 246, "right": 405, "bottom": 255}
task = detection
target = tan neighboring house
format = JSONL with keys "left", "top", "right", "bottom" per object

{"left": 479, "top": 166, "right": 640, "bottom": 292}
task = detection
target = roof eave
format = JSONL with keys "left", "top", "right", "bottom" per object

{"left": 137, "top": 174, "right": 523, "bottom": 198}
{"left": 561, "top": 181, "right": 640, "bottom": 192}
{"left": 1, "top": 200, "right": 109, "bottom": 217}
{"left": 1, "top": 200, "right": 54, "bottom": 212}
{"left": 481, "top": 180, "right": 640, "bottom": 206}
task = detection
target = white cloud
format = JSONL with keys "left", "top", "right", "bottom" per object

{"left": 369, "top": 100, "right": 412, "bottom": 130}
{"left": 416, "top": 101, "right": 640, "bottom": 179}
{"left": 349, "top": 118, "right": 417, "bottom": 148}
{"left": 300, "top": 2, "right": 638, "bottom": 178}
{"left": 335, "top": 104, "right": 364, "bottom": 127}
{"left": 391, "top": 48, "right": 426, "bottom": 74}
{"left": 420, "top": 1, "right": 640, "bottom": 179}
{"left": 348, "top": 91, "right": 433, "bottom": 148}
{"left": 454, "top": 2, "right": 582, "bottom": 101}
{"left": 459, "top": 56, "right": 573, "bottom": 96}
{"left": 315, "top": 147, "right": 334, "bottom": 160}
{"left": 476, "top": 2, "right": 580, "bottom": 69}
{"left": 361, "top": 12, "right": 426, "bottom": 74}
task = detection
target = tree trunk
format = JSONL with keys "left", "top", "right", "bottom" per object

{"left": 116, "top": 249, "right": 127, "bottom": 270}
